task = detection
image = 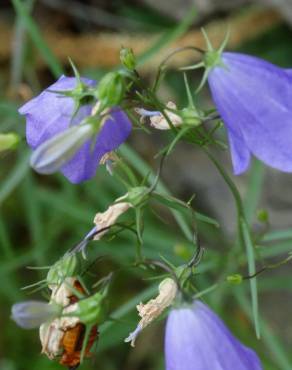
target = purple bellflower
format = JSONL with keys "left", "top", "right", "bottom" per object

{"left": 19, "top": 76, "right": 132, "bottom": 183}
{"left": 207, "top": 51, "right": 292, "bottom": 174}
{"left": 165, "top": 301, "right": 262, "bottom": 370}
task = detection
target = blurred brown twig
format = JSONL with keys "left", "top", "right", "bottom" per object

{"left": 1, "top": 7, "right": 282, "bottom": 72}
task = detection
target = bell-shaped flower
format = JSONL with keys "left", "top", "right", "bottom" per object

{"left": 165, "top": 300, "right": 262, "bottom": 370}
{"left": 19, "top": 76, "right": 132, "bottom": 183}
{"left": 207, "top": 51, "right": 292, "bottom": 174}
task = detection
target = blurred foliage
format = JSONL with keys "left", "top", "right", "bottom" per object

{"left": 1, "top": 1, "right": 292, "bottom": 370}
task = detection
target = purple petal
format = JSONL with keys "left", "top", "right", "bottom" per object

{"left": 60, "top": 110, "right": 132, "bottom": 183}
{"left": 165, "top": 301, "right": 262, "bottom": 370}
{"left": 19, "top": 76, "right": 95, "bottom": 149}
{"left": 208, "top": 52, "right": 292, "bottom": 174}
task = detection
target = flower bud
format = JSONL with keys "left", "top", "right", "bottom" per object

{"left": 71, "top": 291, "right": 105, "bottom": 325}
{"left": 257, "top": 209, "right": 269, "bottom": 223}
{"left": 226, "top": 274, "right": 243, "bottom": 285}
{"left": 30, "top": 124, "right": 94, "bottom": 175}
{"left": 97, "top": 72, "right": 125, "bottom": 108}
{"left": 0, "top": 132, "right": 19, "bottom": 151}
{"left": 11, "top": 301, "right": 60, "bottom": 329}
{"left": 120, "top": 47, "right": 136, "bottom": 70}
{"left": 47, "top": 255, "right": 80, "bottom": 287}
{"left": 181, "top": 107, "right": 201, "bottom": 127}
{"left": 124, "top": 186, "right": 149, "bottom": 207}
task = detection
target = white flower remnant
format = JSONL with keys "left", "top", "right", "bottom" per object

{"left": 125, "top": 278, "right": 178, "bottom": 347}
{"left": 39, "top": 310, "right": 79, "bottom": 359}
{"left": 93, "top": 201, "right": 131, "bottom": 241}
{"left": 99, "top": 152, "right": 118, "bottom": 175}
{"left": 49, "top": 277, "right": 78, "bottom": 306}
{"left": 136, "top": 102, "right": 182, "bottom": 130}
{"left": 39, "top": 277, "right": 81, "bottom": 359}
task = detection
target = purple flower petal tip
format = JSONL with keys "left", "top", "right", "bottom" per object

{"left": 165, "top": 301, "right": 262, "bottom": 370}
{"left": 208, "top": 52, "right": 292, "bottom": 174}
{"left": 19, "top": 76, "right": 132, "bottom": 183}
{"left": 11, "top": 301, "right": 58, "bottom": 329}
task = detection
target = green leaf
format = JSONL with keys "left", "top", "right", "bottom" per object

{"left": 235, "top": 290, "right": 291, "bottom": 370}
{"left": 0, "top": 150, "right": 30, "bottom": 205}
{"left": 11, "top": 0, "right": 63, "bottom": 77}
{"left": 152, "top": 191, "right": 219, "bottom": 227}
{"left": 262, "top": 229, "right": 292, "bottom": 243}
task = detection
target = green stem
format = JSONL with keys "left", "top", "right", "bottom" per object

{"left": 204, "top": 149, "right": 260, "bottom": 338}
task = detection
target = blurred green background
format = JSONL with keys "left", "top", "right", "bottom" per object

{"left": 1, "top": 1, "right": 292, "bottom": 369}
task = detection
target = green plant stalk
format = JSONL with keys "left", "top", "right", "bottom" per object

{"left": 204, "top": 149, "right": 260, "bottom": 338}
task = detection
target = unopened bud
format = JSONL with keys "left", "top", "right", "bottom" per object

{"left": 0, "top": 132, "right": 20, "bottom": 151}
{"left": 181, "top": 107, "right": 201, "bottom": 127}
{"left": 120, "top": 47, "right": 136, "bottom": 70}
{"left": 47, "top": 255, "right": 80, "bottom": 287}
{"left": 257, "top": 209, "right": 269, "bottom": 223}
{"left": 125, "top": 186, "right": 149, "bottom": 207}
{"left": 97, "top": 72, "right": 125, "bottom": 108}
{"left": 226, "top": 274, "right": 243, "bottom": 285}
{"left": 71, "top": 291, "right": 105, "bottom": 325}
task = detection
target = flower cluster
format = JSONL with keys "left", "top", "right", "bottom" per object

{"left": 13, "top": 33, "right": 292, "bottom": 370}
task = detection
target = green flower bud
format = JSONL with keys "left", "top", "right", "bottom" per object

{"left": 226, "top": 274, "right": 243, "bottom": 285}
{"left": 97, "top": 71, "right": 125, "bottom": 108}
{"left": 73, "top": 291, "right": 105, "bottom": 325}
{"left": 47, "top": 254, "right": 80, "bottom": 286}
{"left": 257, "top": 209, "right": 269, "bottom": 223}
{"left": 125, "top": 186, "right": 149, "bottom": 207}
{"left": 181, "top": 108, "right": 201, "bottom": 127}
{"left": 0, "top": 132, "right": 19, "bottom": 152}
{"left": 174, "top": 243, "right": 191, "bottom": 260}
{"left": 120, "top": 47, "right": 136, "bottom": 70}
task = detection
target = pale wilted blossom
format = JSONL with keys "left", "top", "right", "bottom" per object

{"left": 136, "top": 102, "right": 182, "bottom": 130}
{"left": 39, "top": 277, "right": 98, "bottom": 365}
{"left": 125, "top": 278, "right": 178, "bottom": 347}
{"left": 40, "top": 307, "right": 80, "bottom": 360}
{"left": 93, "top": 200, "right": 132, "bottom": 241}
